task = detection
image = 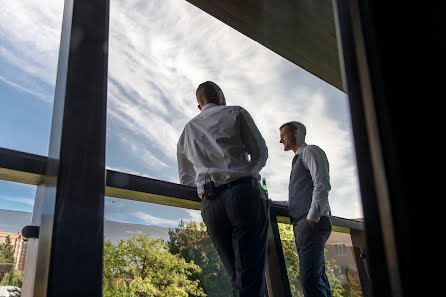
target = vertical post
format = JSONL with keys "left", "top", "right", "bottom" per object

{"left": 21, "top": 184, "right": 45, "bottom": 296}
{"left": 23, "top": 0, "right": 109, "bottom": 296}
{"left": 350, "top": 229, "right": 372, "bottom": 297}
{"left": 265, "top": 214, "right": 292, "bottom": 297}
{"left": 332, "top": 1, "right": 403, "bottom": 296}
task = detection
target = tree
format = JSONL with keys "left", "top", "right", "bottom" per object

{"left": 0, "top": 268, "right": 23, "bottom": 287}
{"left": 278, "top": 223, "right": 304, "bottom": 296}
{"left": 344, "top": 267, "right": 363, "bottom": 297}
{"left": 278, "top": 223, "right": 363, "bottom": 297}
{"left": 0, "top": 235, "right": 15, "bottom": 263}
{"left": 0, "top": 235, "right": 19, "bottom": 288}
{"left": 103, "top": 234, "right": 205, "bottom": 297}
{"left": 167, "top": 221, "right": 233, "bottom": 297}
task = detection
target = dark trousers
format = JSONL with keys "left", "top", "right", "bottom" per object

{"left": 201, "top": 178, "right": 270, "bottom": 297}
{"left": 293, "top": 216, "right": 333, "bottom": 297}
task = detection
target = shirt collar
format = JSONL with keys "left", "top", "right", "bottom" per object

{"left": 201, "top": 103, "right": 218, "bottom": 112}
{"left": 295, "top": 143, "right": 307, "bottom": 155}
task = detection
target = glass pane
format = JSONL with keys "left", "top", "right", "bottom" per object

{"left": 0, "top": 1, "right": 63, "bottom": 155}
{"left": 103, "top": 197, "right": 233, "bottom": 297}
{"left": 278, "top": 223, "right": 363, "bottom": 297}
{"left": 0, "top": 181, "right": 35, "bottom": 295}
{"left": 106, "top": 0, "right": 362, "bottom": 220}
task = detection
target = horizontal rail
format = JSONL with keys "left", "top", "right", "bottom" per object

{"left": 0, "top": 147, "right": 364, "bottom": 231}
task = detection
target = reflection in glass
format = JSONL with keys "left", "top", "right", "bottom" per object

{"left": 0, "top": 1, "right": 63, "bottom": 155}
{"left": 103, "top": 198, "right": 232, "bottom": 296}
{"left": 105, "top": 0, "right": 362, "bottom": 221}
{"left": 0, "top": 181, "right": 35, "bottom": 296}
{"left": 278, "top": 223, "right": 363, "bottom": 297}
{"left": 0, "top": 231, "right": 25, "bottom": 295}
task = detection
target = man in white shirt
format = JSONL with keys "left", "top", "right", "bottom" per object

{"left": 177, "top": 81, "right": 269, "bottom": 297}
{"left": 279, "top": 121, "right": 333, "bottom": 297}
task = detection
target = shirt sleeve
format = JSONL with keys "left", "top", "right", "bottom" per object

{"left": 302, "top": 146, "right": 331, "bottom": 222}
{"left": 237, "top": 108, "right": 268, "bottom": 174}
{"left": 177, "top": 130, "right": 197, "bottom": 187}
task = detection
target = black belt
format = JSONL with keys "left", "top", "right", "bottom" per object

{"left": 216, "top": 176, "right": 256, "bottom": 192}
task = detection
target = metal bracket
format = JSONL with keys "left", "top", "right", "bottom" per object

{"left": 22, "top": 225, "right": 40, "bottom": 240}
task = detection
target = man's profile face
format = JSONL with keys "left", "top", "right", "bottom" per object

{"left": 280, "top": 126, "right": 297, "bottom": 151}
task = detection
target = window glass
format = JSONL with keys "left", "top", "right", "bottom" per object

{"left": 103, "top": 197, "right": 232, "bottom": 297}
{"left": 106, "top": 0, "right": 362, "bottom": 219}
{"left": 0, "top": 181, "right": 36, "bottom": 294}
{"left": 0, "top": 1, "right": 63, "bottom": 155}
{"left": 278, "top": 223, "right": 363, "bottom": 296}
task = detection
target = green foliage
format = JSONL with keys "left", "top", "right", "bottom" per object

{"left": 0, "top": 269, "right": 23, "bottom": 287}
{"left": 0, "top": 236, "right": 20, "bottom": 288}
{"left": 344, "top": 267, "right": 363, "bottom": 297}
{"left": 278, "top": 224, "right": 304, "bottom": 296}
{"left": 103, "top": 233, "right": 206, "bottom": 297}
{"left": 278, "top": 223, "right": 363, "bottom": 297}
{"left": 103, "top": 280, "right": 134, "bottom": 297}
{"left": 167, "top": 221, "right": 233, "bottom": 297}
{"left": 326, "top": 258, "right": 347, "bottom": 297}
{"left": 0, "top": 235, "right": 15, "bottom": 263}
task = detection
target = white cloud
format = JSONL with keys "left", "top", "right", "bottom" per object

{"left": 0, "top": 0, "right": 63, "bottom": 91}
{"left": 182, "top": 209, "right": 203, "bottom": 224}
{"left": 0, "top": 195, "right": 35, "bottom": 206}
{"left": 0, "top": 75, "right": 52, "bottom": 103}
{"left": 0, "top": 0, "right": 363, "bottom": 219}
{"left": 131, "top": 211, "right": 179, "bottom": 227}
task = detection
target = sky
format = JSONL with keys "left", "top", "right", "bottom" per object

{"left": 0, "top": 0, "right": 363, "bottom": 229}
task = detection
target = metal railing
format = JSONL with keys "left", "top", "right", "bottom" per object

{"left": 0, "top": 146, "right": 371, "bottom": 297}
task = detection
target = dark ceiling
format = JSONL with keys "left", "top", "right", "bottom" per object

{"left": 186, "top": 0, "right": 343, "bottom": 92}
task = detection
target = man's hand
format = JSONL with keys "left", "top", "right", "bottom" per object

{"left": 307, "top": 219, "right": 315, "bottom": 230}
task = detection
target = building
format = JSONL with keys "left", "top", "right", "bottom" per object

{"left": 0, "top": 1, "right": 438, "bottom": 296}
{"left": 326, "top": 231, "right": 356, "bottom": 270}
{"left": 325, "top": 218, "right": 365, "bottom": 272}
{"left": 0, "top": 230, "right": 27, "bottom": 271}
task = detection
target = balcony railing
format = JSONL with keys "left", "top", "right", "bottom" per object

{"left": 0, "top": 146, "right": 372, "bottom": 297}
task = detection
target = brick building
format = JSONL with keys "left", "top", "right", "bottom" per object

{"left": 0, "top": 230, "right": 27, "bottom": 271}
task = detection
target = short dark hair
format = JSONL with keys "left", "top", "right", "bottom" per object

{"left": 280, "top": 121, "right": 306, "bottom": 143}
{"left": 280, "top": 122, "right": 295, "bottom": 133}
{"left": 196, "top": 81, "right": 222, "bottom": 105}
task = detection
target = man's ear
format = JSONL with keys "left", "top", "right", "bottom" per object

{"left": 294, "top": 129, "right": 300, "bottom": 144}
{"left": 217, "top": 91, "right": 226, "bottom": 105}
{"left": 295, "top": 129, "right": 304, "bottom": 145}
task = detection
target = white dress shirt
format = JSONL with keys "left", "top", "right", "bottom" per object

{"left": 177, "top": 103, "right": 268, "bottom": 195}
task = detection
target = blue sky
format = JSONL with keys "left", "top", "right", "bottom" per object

{"left": 0, "top": 0, "right": 363, "bottom": 229}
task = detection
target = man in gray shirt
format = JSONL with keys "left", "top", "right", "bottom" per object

{"left": 177, "top": 81, "right": 270, "bottom": 297}
{"left": 279, "top": 121, "right": 332, "bottom": 297}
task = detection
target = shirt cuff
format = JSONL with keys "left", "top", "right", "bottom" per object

{"left": 307, "top": 207, "right": 322, "bottom": 222}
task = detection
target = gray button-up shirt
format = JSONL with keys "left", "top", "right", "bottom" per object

{"left": 280, "top": 143, "right": 331, "bottom": 222}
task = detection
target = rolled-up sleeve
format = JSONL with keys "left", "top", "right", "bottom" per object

{"left": 238, "top": 108, "right": 268, "bottom": 174}
{"left": 303, "top": 146, "right": 331, "bottom": 222}
{"left": 177, "top": 130, "right": 196, "bottom": 187}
